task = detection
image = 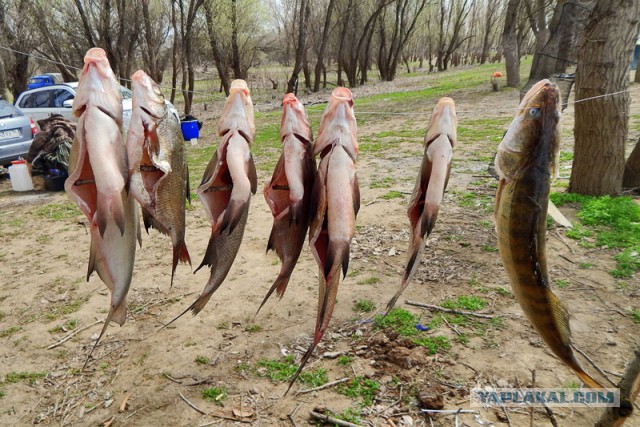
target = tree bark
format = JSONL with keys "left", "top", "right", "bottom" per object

{"left": 286, "top": 0, "right": 309, "bottom": 94}
{"left": 313, "top": 0, "right": 335, "bottom": 92}
{"left": 502, "top": 0, "right": 521, "bottom": 87}
{"left": 623, "top": 137, "right": 640, "bottom": 189}
{"left": 569, "top": 0, "right": 640, "bottom": 195}
{"left": 204, "top": 0, "right": 230, "bottom": 96}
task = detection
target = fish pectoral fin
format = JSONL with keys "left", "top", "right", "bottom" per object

{"left": 185, "top": 164, "right": 191, "bottom": 204}
{"left": 220, "top": 199, "right": 248, "bottom": 234}
{"left": 97, "top": 192, "right": 126, "bottom": 236}
{"left": 353, "top": 174, "right": 361, "bottom": 216}
{"left": 87, "top": 237, "right": 98, "bottom": 281}
{"left": 248, "top": 155, "right": 258, "bottom": 194}
{"left": 324, "top": 240, "right": 350, "bottom": 280}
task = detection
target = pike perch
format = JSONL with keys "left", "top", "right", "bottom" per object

{"left": 386, "top": 97, "right": 456, "bottom": 312}
{"left": 126, "top": 70, "right": 191, "bottom": 286}
{"left": 287, "top": 87, "right": 359, "bottom": 392}
{"left": 64, "top": 48, "right": 137, "bottom": 368}
{"left": 165, "top": 80, "right": 257, "bottom": 325}
{"left": 494, "top": 79, "right": 602, "bottom": 388}
{"left": 258, "top": 93, "right": 316, "bottom": 314}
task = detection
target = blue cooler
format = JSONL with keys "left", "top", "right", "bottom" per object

{"left": 180, "top": 120, "right": 200, "bottom": 141}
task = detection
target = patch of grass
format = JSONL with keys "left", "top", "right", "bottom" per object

{"left": 337, "top": 377, "right": 380, "bottom": 406}
{"left": 579, "top": 263, "right": 594, "bottom": 269}
{"left": 0, "top": 389, "right": 5, "bottom": 398}
{"left": 333, "top": 408, "right": 361, "bottom": 424}
{"left": 195, "top": 356, "right": 209, "bottom": 365}
{"left": 244, "top": 324, "right": 262, "bottom": 333}
{"left": 3, "top": 371, "right": 47, "bottom": 385}
{"left": 357, "top": 276, "right": 380, "bottom": 285}
{"left": 481, "top": 245, "right": 498, "bottom": 252}
{"left": 412, "top": 336, "right": 451, "bottom": 355}
{"left": 353, "top": 299, "right": 375, "bottom": 313}
{"left": 375, "top": 308, "right": 422, "bottom": 336}
{"left": 202, "top": 386, "right": 227, "bottom": 406}
{"left": 610, "top": 248, "right": 640, "bottom": 278}
{"left": 559, "top": 151, "right": 573, "bottom": 162}
{"left": 300, "top": 368, "right": 328, "bottom": 388}
{"left": 370, "top": 177, "right": 394, "bottom": 189}
{"left": 555, "top": 279, "right": 569, "bottom": 289}
{"left": 234, "top": 362, "right": 251, "bottom": 373}
{"left": 440, "top": 295, "right": 487, "bottom": 311}
{"left": 632, "top": 309, "right": 640, "bottom": 324}
{"left": 45, "top": 297, "right": 88, "bottom": 321}
{"left": 495, "top": 287, "right": 512, "bottom": 297}
{"left": 217, "top": 321, "right": 230, "bottom": 330}
{"left": 0, "top": 326, "right": 21, "bottom": 338}
{"left": 48, "top": 319, "right": 78, "bottom": 334}
{"left": 337, "top": 355, "right": 353, "bottom": 366}
{"left": 256, "top": 355, "right": 327, "bottom": 387}
{"left": 381, "top": 190, "right": 404, "bottom": 200}
{"left": 33, "top": 203, "right": 78, "bottom": 221}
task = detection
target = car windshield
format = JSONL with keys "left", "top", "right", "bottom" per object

{"left": 0, "top": 100, "right": 22, "bottom": 119}
{"left": 30, "top": 78, "right": 44, "bottom": 84}
{"left": 120, "top": 86, "right": 132, "bottom": 99}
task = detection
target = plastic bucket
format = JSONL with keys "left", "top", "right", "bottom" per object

{"left": 9, "top": 160, "right": 33, "bottom": 191}
{"left": 181, "top": 120, "right": 200, "bottom": 141}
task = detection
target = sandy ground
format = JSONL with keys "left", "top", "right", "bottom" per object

{"left": 0, "top": 69, "right": 638, "bottom": 427}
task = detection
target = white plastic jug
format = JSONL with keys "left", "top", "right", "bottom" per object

{"left": 9, "top": 160, "right": 34, "bottom": 191}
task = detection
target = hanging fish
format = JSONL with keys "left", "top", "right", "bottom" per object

{"left": 258, "top": 93, "right": 315, "bottom": 314}
{"left": 494, "top": 79, "right": 602, "bottom": 388}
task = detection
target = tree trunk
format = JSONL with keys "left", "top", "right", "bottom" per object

{"left": 286, "top": 0, "right": 309, "bottom": 94}
{"left": 230, "top": 0, "right": 243, "bottom": 80}
{"left": 204, "top": 0, "right": 230, "bottom": 96}
{"left": 569, "top": 0, "right": 640, "bottom": 195}
{"left": 502, "top": 0, "right": 521, "bottom": 87}
{"left": 170, "top": 0, "right": 178, "bottom": 104}
{"left": 313, "top": 0, "right": 335, "bottom": 92}
{"left": 623, "top": 137, "right": 640, "bottom": 189}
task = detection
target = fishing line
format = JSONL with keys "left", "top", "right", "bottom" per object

{"left": 2, "top": 43, "right": 640, "bottom": 117}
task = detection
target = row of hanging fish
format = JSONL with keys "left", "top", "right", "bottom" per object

{"left": 64, "top": 48, "right": 602, "bottom": 390}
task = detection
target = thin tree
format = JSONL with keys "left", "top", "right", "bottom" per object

{"left": 204, "top": 0, "right": 231, "bottom": 95}
{"left": 286, "top": 0, "right": 309, "bottom": 94}
{"left": 313, "top": 0, "right": 335, "bottom": 92}
{"left": 570, "top": 0, "right": 640, "bottom": 195}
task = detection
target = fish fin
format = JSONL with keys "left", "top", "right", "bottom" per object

{"left": 266, "top": 227, "right": 275, "bottom": 253}
{"left": 82, "top": 301, "right": 126, "bottom": 371}
{"left": 353, "top": 174, "right": 360, "bottom": 216}
{"left": 248, "top": 155, "right": 258, "bottom": 194}
{"left": 136, "top": 214, "right": 143, "bottom": 248}
{"left": 289, "top": 201, "right": 302, "bottom": 226}
{"left": 87, "top": 237, "right": 97, "bottom": 281}
{"left": 255, "top": 261, "right": 296, "bottom": 317}
{"left": 285, "top": 343, "right": 317, "bottom": 395}
{"left": 185, "top": 164, "right": 191, "bottom": 204}
{"left": 170, "top": 241, "right": 191, "bottom": 287}
{"left": 141, "top": 207, "right": 153, "bottom": 234}
{"left": 386, "top": 249, "right": 421, "bottom": 314}
{"left": 220, "top": 199, "right": 247, "bottom": 235}
{"left": 96, "top": 193, "right": 125, "bottom": 237}
{"left": 324, "top": 240, "right": 350, "bottom": 280}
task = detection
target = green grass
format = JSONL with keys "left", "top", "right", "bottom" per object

{"left": 256, "top": 355, "right": 328, "bottom": 387}
{"left": 440, "top": 295, "right": 487, "bottom": 311}
{"left": 412, "top": 336, "right": 451, "bottom": 355}
{"left": 357, "top": 276, "right": 380, "bottom": 285}
{"left": 48, "top": 319, "right": 78, "bottom": 334}
{"left": 337, "top": 355, "right": 353, "bottom": 366}
{"left": 632, "top": 309, "right": 640, "bottom": 323}
{"left": 195, "top": 356, "right": 209, "bottom": 365}
{"left": 0, "top": 326, "right": 21, "bottom": 338}
{"left": 550, "top": 193, "right": 640, "bottom": 277}
{"left": 374, "top": 308, "right": 449, "bottom": 352}
{"left": 381, "top": 190, "right": 404, "bottom": 200}
{"left": 3, "top": 371, "right": 47, "bottom": 385}
{"left": 353, "top": 299, "right": 376, "bottom": 313}
{"left": 32, "top": 203, "right": 78, "bottom": 221}
{"left": 202, "top": 386, "right": 227, "bottom": 406}
{"left": 337, "top": 377, "right": 380, "bottom": 406}
{"left": 244, "top": 324, "right": 262, "bottom": 333}
{"left": 555, "top": 279, "right": 569, "bottom": 289}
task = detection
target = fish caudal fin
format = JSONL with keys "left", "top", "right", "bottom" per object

{"left": 255, "top": 265, "right": 294, "bottom": 317}
{"left": 82, "top": 301, "right": 126, "bottom": 371}
{"left": 170, "top": 241, "right": 191, "bottom": 287}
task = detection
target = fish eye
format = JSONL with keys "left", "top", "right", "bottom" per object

{"left": 528, "top": 107, "right": 541, "bottom": 118}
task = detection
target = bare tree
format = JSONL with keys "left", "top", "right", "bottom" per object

{"left": 286, "top": 0, "right": 310, "bottom": 93}
{"left": 141, "top": 1, "right": 171, "bottom": 84}
{"left": 0, "top": 0, "right": 38, "bottom": 98}
{"left": 570, "top": 0, "right": 640, "bottom": 195}
{"left": 313, "top": 0, "right": 336, "bottom": 92}
{"left": 479, "top": 0, "right": 501, "bottom": 64}
{"left": 502, "top": 0, "right": 521, "bottom": 87}
{"left": 204, "top": 1, "right": 231, "bottom": 95}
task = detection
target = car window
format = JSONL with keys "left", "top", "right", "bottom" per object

{"left": 53, "top": 88, "right": 74, "bottom": 107}
{"left": 0, "top": 100, "right": 22, "bottom": 118}
{"left": 28, "top": 90, "right": 54, "bottom": 108}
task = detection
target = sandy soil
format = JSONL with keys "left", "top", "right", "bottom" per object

{"left": 0, "top": 70, "right": 638, "bottom": 427}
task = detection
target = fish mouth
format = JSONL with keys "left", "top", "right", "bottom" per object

{"left": 331, "top": 87, "right": 353, "bottom": 104}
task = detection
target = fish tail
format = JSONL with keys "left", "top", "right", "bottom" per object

{"left": 81, "top": 302, "right": 125, "bottom": 371}
{"left": 220, "top": 199, "right": 247, "bottom": 234}
{"left": 170, "top": 240, "right": 191, "bottom": 287}
{"left": 157, "top": 301, "right": 196, "bottom": 332}
{"left": 324, "top": 240, "right": 350, "bottom": 280}
{"left": 255, "top": 266, "right": 294, "bottom": 317}
{"left": 576, "top": 369, "right": 604, "bottom": 389}
{"left": 385, "top": 274, "right": 412, "bottom": 315}
{"left": 285, "top": 341, "right": 318, "bottom": 395}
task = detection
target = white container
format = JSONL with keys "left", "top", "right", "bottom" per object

{"left": 9, "top": 160, "right": 34, "bottom": 191}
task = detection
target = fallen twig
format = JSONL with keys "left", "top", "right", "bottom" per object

{"left": 288, "top": 403, "right": 303, "bottom": 427}
{"left": 406, "top": 300, "right": 499, "bottom": 319}
{"left": 310, "top": 411, "right": 361, "bottom": 427}
{"left": 179, "top": 392, "right": 206, "bottom": 415}
{"left": 296, "top": 377, "right": 350, "bottom": 395}
{"left": 47, "top": 320, "right": 103, "bottom": 349}
{"left": 572, "top": 345, "right": 617, "bottom": 387}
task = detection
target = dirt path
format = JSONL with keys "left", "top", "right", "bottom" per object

{"left": 0, "top": 70, "right": 638, "bottom": 426}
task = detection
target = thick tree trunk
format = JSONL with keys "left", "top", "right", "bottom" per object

{"left": 502, "top": 0, "right": 521, "bottom": 87}
{"left": 286, "top": 0, "right": 309, "bottom": 94}
{"left": 204, "top": 1, "right": 230, "bottom": 96}
{"left": 170, "top": 0, "right": 178, "bottom": 104}
{"left": 569, "top": 0, "right": 640, "bottom": 195}
{"left": 623, "top": 137, "right": 640, "bottom": 189}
